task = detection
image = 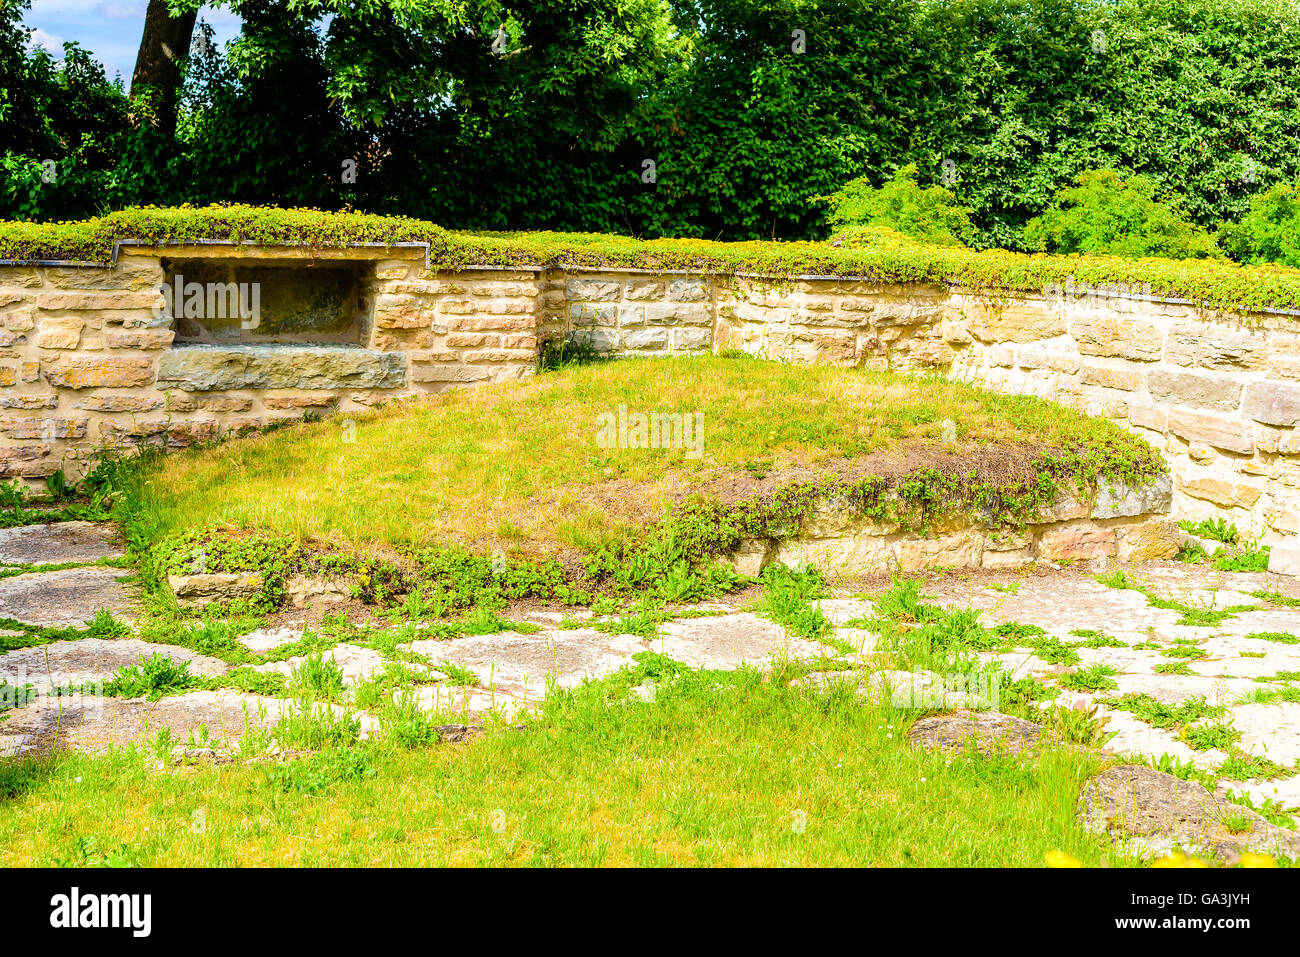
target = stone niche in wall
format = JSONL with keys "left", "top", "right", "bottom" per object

{"left": 161, "top": 257, "right": 367, "bottom": 345}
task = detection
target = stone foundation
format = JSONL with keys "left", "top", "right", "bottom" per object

{"left": 1, "top": 243, "right": 1297, "bottom": 545}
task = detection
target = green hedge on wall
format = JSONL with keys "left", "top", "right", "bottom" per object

{"left": 5, "top": 204, "right": 1300, "bottom": 315}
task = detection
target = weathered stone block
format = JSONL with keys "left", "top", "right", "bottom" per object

{"left": 644, "top": 302, "right": 712, "bottom": 325}
{"left": 168, "top": 572, "right": 263, "bottom": 610}
{"left": 156, "top": 346, "right": 404, "bottom": 392}
{"left": 44, "top": 356, "right": 154, "bottom": 390}
{"left": 621, "top": 327, "right": 670, "bottom": 351}
{"left": 570, "top": 303, "right": 617, "bottom": 326}
{"left": 1147, "top": 368, "right": 1242, "bottom": 411}
{"left": 1243, "top": 380, "right": 1300, "bottom": 427}
{"left": 0, "top": 395, "right": 58, "bottom": 410}
{"left": 1091, "top": 473, "right": 1172, "bottom": 518}
{"left": 566, "top": 279, "right": 621, "bottom": 302}
{"left": 1268, "top": 541, "right": 1300, "bottom": 576}
{"left": 1180, "top": 477, "right": 1262, "bottom": 509}
{"left": 967, "top": 302, "right": 1065, "bottom": 343}
{"left": 667, "top": 278, "right": 709, "bottom": 302}
{"left": 104, "top": 329, "right": 174, "bottom": 350}
{"left": 1071, "top": 314, "right": 1164, "bottom": 361}
{"left": 35, "top": 316, "right": 84, "bottom": 350}
{"left": 409, "top": 363, "right": 494, "bottom": 384}
{"left": 1116, "top": 519, "right": 1181, "bottom": 562}
{"left": 623, "top": 280, "right": 666, "bottom": 300}
{"left": 75, "top": 395, "right": 165, "bottom": 413}
{"left": 1165, "top": 322, "right": 1268, "bottom": 370}
{"left": 1081, "top": 364, "right": 1143, "bottom": 391}
{"left": 673, "top": 327, "right": 713, "bottom": 352}
{"left": 1037, "top": 525, "right": 1117, "bottom": 560}
{"left": 1167, "top": 408, "right": 1253, "bottom": 455}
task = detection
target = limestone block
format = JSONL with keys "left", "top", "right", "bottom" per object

{"left": 1167, "top": 408, "right": 1253, "bottom": 455}
{"left": 1243, "top": 380, "right": 1300, "bottom": 427}
{"left": 35, "top": 316, "right": 84, "bottom": 349}
{"left": 43, "top": 356, "right": 154, "bottom": 390}
{"left": 155, "top": 346, "right": 405, "bottom": 392}
{"left": 1147, "top": 368, "right": 1243, "bottom": 411}
{"left": 1091, "top": 473, "right": 1172, "bottom": 518}
{"left": 1070, "top": 314, "right": 1164, "bottom": 361}
{"left": 1165, "top": 322, "right": 1268, "bottom": 370}
{"left": 1037, "top": 525, "right": 1117, "bottom": 560}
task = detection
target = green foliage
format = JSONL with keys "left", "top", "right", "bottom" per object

{"left": 823, "top": 164, "right": 974, "bottom": 246}
{"left": 101, "top": 653, "right": 203, "bottom": 700}
{"left": 1024, "top": 169, "right": 1221, "bottom": 260}
{"left": 1178, "top": 518, "right": 1238, "bottom": 544}
{"left": 1220, "top": 182, "right": 1300, "bottom": 267}
{"left": 754, "top": 563, "right": 831, "bottom": 641}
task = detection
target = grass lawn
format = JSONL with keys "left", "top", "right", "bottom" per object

{"left": 132, "top": 354, "right": 1161, "bottom": 563}
{"left": 0, "top": 663, "right": 1129, "bottom": 867}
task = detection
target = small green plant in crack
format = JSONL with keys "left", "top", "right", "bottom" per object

{"left": 1069, "top": 629, "right": 1128, "bottom": 649}
{"left": 435, "top": 662, "right": 478, "bottom": 687}
{"left": 1155, "top": 661, "right": 1194, "bottom": 675}
{"left": 992, "top": 621, "right": 1046, "bottom": 645}
{"left": 273, "top": 701, "right": 361, "bottom": 750}
{"left": 288, "top": 651, "right": 346, "bottom": 702}
{"left": 997, "top": 675, "right": 1058, "bottom": 720}
{"left": 1178, "top": 518, "right": 1239, "bottom": 545}
{"left": 754, "top": 563, "right": 831, "bottom": 641}
{"left": 1026, "top": 635, "right": 1081, "bottom": 666}
{"left": 1060, "top": 663, "right": 1120, "bottom": 692}
{"left": 1132, "top": 641, "right": 1160, "bottom": 651}
{"left": 1218, "top": 752, "right": 1293, "bottom": 782}
{"left": 987, "top": 581, "right": 1021, "bottom": 594}
{"left": 1161, "top": 641, "right": 1209, "bottom": 660}
{"left": 264, "top": 747, "right": 376, "bottom": 795}
{"left": 1224, "top": 790, "right": 1297, "bottom": 829}
{"left": 377, "top": 691, "right": 442, "bottom": 749}
{"left": 1182, "top": 720, "right": 1241, "bottom": 752}
{"left": 1246, "top": 631, "right": 1300, "bottom": 645}
{"left": 101, "top": 653, "right": 203, "bottom": 700}
{"left": 1249, "top": 589, "right": 1300, "bottom": 608}
{"left": 1221, "top": 812, "right": 1254, "bottom": 835}
{"left": 1105, "top": 693, "right": 1224, "bottom": 731}
{"left": 1148, "top": 753, "right": 1218, "bottom": 789}
{"left": 1042, "top": 703, "right": 1116, "bottom": 747}
{"left": 1094, "top": 569, "right": 1134, "bottom": 590}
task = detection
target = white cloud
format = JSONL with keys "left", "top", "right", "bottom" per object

{"left": 26, "top": 27, "right": 64, "bottom": 52}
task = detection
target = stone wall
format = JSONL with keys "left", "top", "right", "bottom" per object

{"left": 2, "top": 245, "right": 1297, "bottom": 547}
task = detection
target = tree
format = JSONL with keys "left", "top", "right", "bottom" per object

{"left": 130, "top": 0, "right": 199, "bottom": 136}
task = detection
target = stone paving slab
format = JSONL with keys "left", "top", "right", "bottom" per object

{"left": 252, "top": 643, "right": 389, "bottom": 686}
{"left": 0, "top": 522, "right": 123, "bottom": 565}
{"left": 410, "top": 629, "right": 647, "bottom": 699}
{"left": 0, "top": 638, "right": 230, "bottom": 692}
{"left": 649, "top": 613, "right": 828, "bottom": 670}
{"left": 0, "top": 567, "right": 138, "bottom": 627}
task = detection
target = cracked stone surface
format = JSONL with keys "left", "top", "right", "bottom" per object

{"left": 0, "top": 521, "right": 123, "bottom": 565}
{"left": 3, "top": 520, "right": 1300, "bottom": 847}
{"left": 1078, "top": 765, "right": 1300, "bottom": 863}
{"left": 0, "top": 638, "right": 230, "bottom": 692}
{"left": 0, "top": 567, "right": 138, "bottom": 628}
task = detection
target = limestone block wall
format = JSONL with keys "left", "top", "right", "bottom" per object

{"left": 705, "top": 277, "right": 1300, "bottom": 543}
{"left": 0, "top": 246, "right": 541, "bottom": 480}
{"left": 1, "top": 243, "right": 1298, "bottom": 546}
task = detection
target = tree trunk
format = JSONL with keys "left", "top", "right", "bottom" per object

{"left": 129, "top": 0, "right": 198, "bottom": 135}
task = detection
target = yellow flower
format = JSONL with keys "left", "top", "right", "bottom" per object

{"left": 1239, "top": 852, "right": 1276, "bottom": 868}
{"left": 1045, "top": 850, "right": 1082, "bottom": 868}
{"left": 1153, "top": 852, "right": 1210, "bottom": 868}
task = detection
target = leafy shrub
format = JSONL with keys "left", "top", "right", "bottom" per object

{"left": 823, "top": 164, "right": 974, "bottom": 246}
{"left": 1220, "top": 182, "right": 1300, "bottom": 267}
{"left": 1024, "top": 169, "right": 1221, "bottom": 260}
{"left": 102, "top": 654, "right": 203, "bottom": 700}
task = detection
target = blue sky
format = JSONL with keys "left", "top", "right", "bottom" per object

{"left": 23, "top": 0, "right": 242, "bottom": 82}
